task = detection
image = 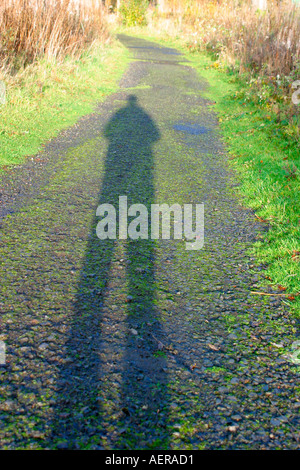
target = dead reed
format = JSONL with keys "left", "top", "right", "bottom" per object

{"left": 0, "top": 0, "right": 108, "bottom": 72}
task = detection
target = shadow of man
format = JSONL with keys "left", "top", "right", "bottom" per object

{"left": 50, "top": 95, "right": 171, "bottom": 449}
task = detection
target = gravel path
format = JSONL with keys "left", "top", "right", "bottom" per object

{"left": 0, "top": 35, "right": 299, "bottom": 450}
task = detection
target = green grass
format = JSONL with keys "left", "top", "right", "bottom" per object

{"left": 0, "top": 39, "right": 130, "bottom": 169}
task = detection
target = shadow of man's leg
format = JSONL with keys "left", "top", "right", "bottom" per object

{"left": 50, "top": 94, "right": 170, "bottom": 449}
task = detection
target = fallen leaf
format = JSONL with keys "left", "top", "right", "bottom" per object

{"left": 208, "top": 343, "right": 220, "bottom": 351}
{"left": 255, "top": 215, "right": 269, "bottom": 223}
{"left": 228, "top": 425, "right": 238, "bottom": 432}
{"left": 271, "top": 342, "right": 284, "bottom": 348}
{"left": 130, "top": 328, "right": 138, "bottom": 335}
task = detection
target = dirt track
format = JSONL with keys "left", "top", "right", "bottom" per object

{"left": 0, "top": 35, "right": 299, "bottom": 449}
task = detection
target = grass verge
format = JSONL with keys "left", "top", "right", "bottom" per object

{"left": 0, "top": 39, "right": 130, "bottom": 169}
{"left": 186, "top": 50, "right": 299, "bottom": 318}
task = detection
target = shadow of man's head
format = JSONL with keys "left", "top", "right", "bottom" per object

{"left": 128, "top": 94, "right": 137, "bottom": 105}
{"left": 104, "top": 94, "right": 160, "bottom": 151}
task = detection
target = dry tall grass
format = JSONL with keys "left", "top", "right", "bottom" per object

{"left": 0, "top": 0, "right": 108, "bottom": 73}
{"left": 153, "top": 0, "right": 300, "bottom": 78}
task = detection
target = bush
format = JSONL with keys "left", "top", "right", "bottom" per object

{"left": 119, "top": 0, "right": 149, "bottom": 26}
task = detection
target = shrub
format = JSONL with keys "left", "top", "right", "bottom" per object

{"left": 119, "top": 0, "right": 149, "bottom": 26}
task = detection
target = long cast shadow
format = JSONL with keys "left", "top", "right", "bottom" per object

{"left": 50, "top": 95, "right": 171, "bottom": 449}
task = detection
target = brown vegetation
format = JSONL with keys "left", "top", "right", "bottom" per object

{"left": 153, "top": 0, "right": 300, "bottom": 78}
{"left": 0, "top": 0, "right": 108, "bottom": 72}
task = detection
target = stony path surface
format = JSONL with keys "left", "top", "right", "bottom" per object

{"left": 0, "top": 35, "right": 299, "bottom": 450}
